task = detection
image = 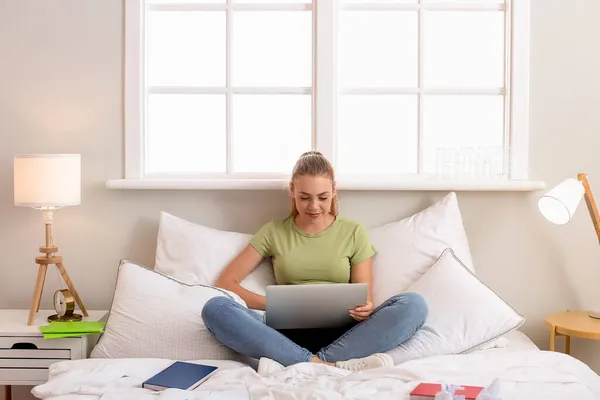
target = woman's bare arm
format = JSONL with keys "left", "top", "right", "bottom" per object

{"left": 350, "top": 258, "right": 373, "bottom": 304}
{"left": 215, "top": 244, "right": 268, "bottom": 310}
{"left": 349, "top": 257, "right": 374, "bottom": 321}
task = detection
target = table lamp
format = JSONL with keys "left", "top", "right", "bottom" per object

{"left": 14, "top": 154, "right": 88, "bottom": 325}
{"left": 538, "top": 173, "right": 600, "bottom": 318}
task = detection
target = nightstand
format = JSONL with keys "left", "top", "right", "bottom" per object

{"left": 0, "top": 309, "right": 107, "bottom": 400}
{"left": 544, "top": 310, "right": 600, "bottom": 354}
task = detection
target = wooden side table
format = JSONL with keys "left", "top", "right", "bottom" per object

{"left": 0, "top": 309, "right": 107, "bottom": 400}
{"left": 544, "top": 310, "right": 600, "bottom": 354}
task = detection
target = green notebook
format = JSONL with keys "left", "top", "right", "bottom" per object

{"left": 40, "top": 321, "right": 105, "bottom": 339}
{"left": 42, "top": 332, "right": 100, "bottom": 339}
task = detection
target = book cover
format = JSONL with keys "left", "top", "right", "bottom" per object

{"left": 142, "top": 361, "right": 218, "bottom": 391}
{"left": 410, "top": 383, "right": 484, "bottom": 399}
{"left": 40, "top": 321, "right": 106, "bottom": 333}
{"left": 40, "top": 322, "right": 106, "bottom": 339}
{"left": 42, "top": 332, "right": 99, "bottom": 339}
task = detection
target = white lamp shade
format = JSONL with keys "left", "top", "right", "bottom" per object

{"left": 14, "top": 154, "right": 81, "bottom": 207}
{"left": 538, "top": 177, "right": 585, "bottom": 225}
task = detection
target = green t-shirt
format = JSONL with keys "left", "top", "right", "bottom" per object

{"left": 250, "top": 216, "right": 376, "bottom": 285}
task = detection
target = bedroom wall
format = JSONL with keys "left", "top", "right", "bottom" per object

{"left": 1, "top": 0, "right": 600, "bottom": 398}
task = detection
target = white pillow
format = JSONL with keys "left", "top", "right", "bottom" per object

{"left": 385, "top": 248, "right": 525, "bottom": 364}
{"left": 369, "top": 192, "right": 474, "bottom": 307}
{"left": 91, "top": 260, "right": 245, "bottom": 361}
{"left": 155, "top": 193, "right": 471, "bottom": 308}
{"left": 154, "top": 211, "right": 276, "bottom": 295}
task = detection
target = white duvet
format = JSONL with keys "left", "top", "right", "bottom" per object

{"left": 32, "top": 349, "right": 600, "bottom": 400}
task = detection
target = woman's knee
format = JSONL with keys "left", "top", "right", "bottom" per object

{"left": 201, "top": 296, "right": 237, "bottom": 328}
{"left": 390, "top": 292, "right": 428, "bottom": 325}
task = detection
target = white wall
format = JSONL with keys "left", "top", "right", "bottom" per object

{"left": 1, "top": 0, "right": 600, "bottom": 398}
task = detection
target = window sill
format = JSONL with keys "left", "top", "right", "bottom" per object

{"left": 105, "top": 178, "right": 546, "bottom": 192}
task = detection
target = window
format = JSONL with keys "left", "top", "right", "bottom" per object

{"left": 119, "top": 0, "right": 535, "bottom": 190}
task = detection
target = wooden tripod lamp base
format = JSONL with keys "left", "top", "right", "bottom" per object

{"left": 27, "top": 213, "right": 88, "bottom": 326}
{"left": 28, "top": 251, "right": 88, "bottom": 326}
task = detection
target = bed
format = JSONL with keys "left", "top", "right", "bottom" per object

{"left": 30, "top": 330, "right": 600, "bottom": 400}
{"left": 31, "top": 197, "right": 600, "bottom": 399}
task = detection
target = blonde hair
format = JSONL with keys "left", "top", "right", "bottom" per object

{"left": 289, "top": 151, "right": 338, "bottom": 217}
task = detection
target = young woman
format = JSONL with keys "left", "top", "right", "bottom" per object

{"left": 202, "top": 151, "right": 428, "bottom": 375}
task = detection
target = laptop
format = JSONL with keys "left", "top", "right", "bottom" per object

{"left": 265, "top": 283, "right": 368, "bottom": 329}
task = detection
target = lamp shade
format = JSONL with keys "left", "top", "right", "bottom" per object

{"left": 538, "top": 177, "right": 584, "bottom": 225}
{"left": 14, "top": 154, "right": 81, "bottom": 207}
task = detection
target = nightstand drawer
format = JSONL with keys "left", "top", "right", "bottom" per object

{"left": 0, "top": 368, "right": 49, "bottom": 382}
{"left": 0, "top": 358, "right": 63, "bottom": 368}
{"left": 0, "top": 336, "right": 81, "bottom": 350}
{"left": 0, "top": 349, "right": 70, "bottom": 358}
{"left": 0, "top": 336, "right": 80, "bottom": 360}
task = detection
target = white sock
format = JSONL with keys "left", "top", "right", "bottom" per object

{"left": 257, "top": 357, "right": 285, "bottom": 377}
{"left": 335, "top": 353, "right": 394, "bottom": 372}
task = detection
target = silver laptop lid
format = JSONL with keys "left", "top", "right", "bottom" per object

{"left": 265, "top": 283, "right": 368, "bottom": 330}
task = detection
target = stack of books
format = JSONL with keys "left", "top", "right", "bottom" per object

{"left": 39, "top": 321, "right": 105, "bottom": 339}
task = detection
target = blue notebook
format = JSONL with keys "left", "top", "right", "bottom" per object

{"left": 142, "top": 361, "right": 218, "bottom": 391}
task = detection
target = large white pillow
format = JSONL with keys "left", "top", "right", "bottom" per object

{"left": 155, "top": 193, "right": 471, "bottom": 309}
{"left": 154, "top": 212, "right": 276, "bottom": 295}
{"left": 385, "top": 248, "right": 525, "bottom": 364}
{"left": 369, "top": 192, "right": 473, "bottom": 307}
{"left": 91, "top": 260, "right": 245, "bottom": 361}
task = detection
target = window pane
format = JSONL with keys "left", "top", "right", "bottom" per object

{"left": 232, "top": 95, "right": 312, "bottom": 173}
{"left": 146, "top": 95, "right": 226, "bottom": 173}
{"left": 337, "top": 95, "right": 418, "bottom": 174}
{"left": 424, "top": 11, "right": 504, "bottom": 87}
{"left": 233, "top": 12, "right": 312, "bottom": 87}
{"left": 147, "top": 11, "right": 225, "bottom": 87}
{"left": 343, "top": 0, "right": 416, "bottom": 3}
{"left": 422, "top": 95, "right": 505, "bottom": 178}
{"left": 235, "top": 0, "right": 310, "bottom": 3}
{"left": 339, "top": 11, "right": 418, "bottom": 87}
{"left": 425, "top": 0, "right": 503, "bottom": 2}
{"left": 150, "top": 0, "right": 224, "bottom": 3}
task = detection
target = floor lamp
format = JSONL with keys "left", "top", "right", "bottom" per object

{"left": 14, "top": 154, "right": 88, "bottom": 325}
{"left": 538, "top": 173, "right": 600, "bottom": 318}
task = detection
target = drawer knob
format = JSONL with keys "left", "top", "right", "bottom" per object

{"left": 11, "top": 342, "right": 38, "bottom": 350}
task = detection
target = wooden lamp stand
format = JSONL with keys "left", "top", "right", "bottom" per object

{"left": 577, "top": 173, "right": 600, "bottom": 318}
{"left": 28, "top": 209, "right": 88, "bottom": 326}
{"left": 578, "top": 173, "right": 600, "bottom": 246}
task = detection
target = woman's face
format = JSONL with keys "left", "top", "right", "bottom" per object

{"left": 291, "top": 175, "right": 335, "bottom": 222}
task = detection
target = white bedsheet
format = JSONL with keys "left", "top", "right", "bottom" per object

{"left": 473, "top": 330, "right": 540, "bottom": 353}
{"left": 503, "top": 330, "right": 539, "bottom": 350}
{"left": 31, "top": 346, "right": 600, "bottom": 400}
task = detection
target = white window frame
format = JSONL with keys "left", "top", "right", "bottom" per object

{"left": 107, "top": 0, "right": 545, "bottom": 191}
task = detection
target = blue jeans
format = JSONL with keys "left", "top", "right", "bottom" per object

{"left": 202, "top": 292, "right": 428, "bottom": 367}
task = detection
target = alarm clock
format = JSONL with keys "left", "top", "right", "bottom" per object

{"left": 48, "top": 289, "right": 83, "bottom": 322}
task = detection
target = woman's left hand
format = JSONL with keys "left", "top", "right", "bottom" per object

{"left": 350, "top": 301, "right": 374, "bottom": 322}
